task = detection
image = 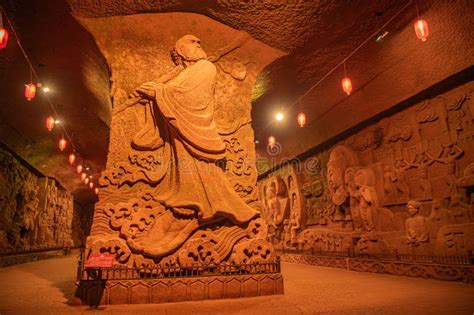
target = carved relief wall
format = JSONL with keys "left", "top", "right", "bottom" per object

{"left": 258, "top": 81, "right": 474, "bottom": 256}
{"left": 79, "top": 13, "right": 285, "bottom": 269}
{"left": 0, "top": 147, "right": 91, "bottom": 253}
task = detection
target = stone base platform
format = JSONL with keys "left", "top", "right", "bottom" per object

{"left": 75, "top": 273, "right": 284, "bottom": 305}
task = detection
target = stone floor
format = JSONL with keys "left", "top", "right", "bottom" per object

{"left": 0, "top": 256, "right": 473, "bottom": 314}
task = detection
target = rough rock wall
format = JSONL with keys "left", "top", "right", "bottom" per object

{"left": 258, "top": 81, "right": 474, "bottom": 256}
{"left": 0, "top": 147, "right": 92, "bottom": 253}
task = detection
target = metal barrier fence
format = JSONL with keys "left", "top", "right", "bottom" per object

{"left": 0, "top": 246, "right": 77, "bottom": 257}
{"left": 77, "top": 255, "right": 281, "bottom": 281}
{"left": 280, "top": 247, "right": 474, "bottom": 265}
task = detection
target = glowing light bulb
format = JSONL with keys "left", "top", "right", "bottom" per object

{"left": 0, "top": 27, "right": 8, "bottom": 49}
{"left": 81, "top": 173, "right": 86, "bottom": 181}
{"left": 25, "top": 83, "right": 36, "bottom": 101}
{"left": 68, "top": 153, "right": 76, "bottom": 165}
{"left": 76, "top": 164, "right": 83, "bottom": 174}
{"left": 342, "top": 77, "right": 352, "bottom": 95}
{"left": 89, "top": 182, "right": 94, "bottom": 189}
{"left": 297, "top": 112, "right": 306, "bottom": 128}
{"left": 42, "top": 87, "right": 50, "bottom": 93}
{"left": 414, "top": 19, "right": 429, "bottom": 41}
{"left": 94, "top": 188, "right": 99, "bottom": 194}
{"left": 46, "top": 116, "right": 55, "bottom": 131}
{"left": 58, "top": 138, "right": 67, "bottom": 151}
{"left": 84, "top": 177, "right": 89, "bottom": 185}
{"left": 275, "top": 113, "right": 284, "bottom": 121}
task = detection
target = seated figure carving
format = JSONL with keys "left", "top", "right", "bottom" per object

{"left": 405, "top": 200, "right": 430, "bottom": 247}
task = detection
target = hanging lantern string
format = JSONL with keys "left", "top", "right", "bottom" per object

{"left": 286, "top": 0, "right": 413, "bottom": 112}
{"left": 1, "top": 6, "right": 79, "bottom": 154}
{"left": 414, "top": 0, "right": 420, "bottom": 18}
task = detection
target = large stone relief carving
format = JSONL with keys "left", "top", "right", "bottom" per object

{"left": 86, "top": 28, "right": 283, "bottom": 269}
{"left": 259, "top": 82, "right": 474, "bottom": 256}
{"left": 0, "top": 148, "right": 89, "bottom": 253}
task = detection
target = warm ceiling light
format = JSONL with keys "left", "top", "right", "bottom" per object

{"left": 342, "top": 77, "right": 352, "bottom": 95}
{"left": 297, "top": 112, "right": 306, "bottom": 128}
{"left": 414, "top": 19, "right": 429, "bottom": 42}
{"left": 81, "top": 172, "right": 86, "bottom": 181}
{"left": 375, "top": 31, "right": 389, "bottom": 43}
{"left": 25, "top": 83, "right": 36, "bottom": 101}
{"left": 275, "top": 113, "right": 284, "bottom": 121}
{"left": 42, "top": 87, "right": 50, "bottom": 93}
{"left": 46, "top": 116, "right": 55, "bottom": 132}
{"left": 84, "top": 177, "right": 89, "bottom": 185}
{"left": 89, "top": 182, "right": 94, "bottom": 189}
{"left": 58, "top": 137, "right": 67, "bottom": 151}
{"left": 76, "top": 164, "right": 83, "bottom": 174}
{"left": 94, "top": 188, "right": 99, "bottom": 194}
{"left": 68, "top": 153, "right": 76, "bottom": 165}
{"left": 0, "top": 27, "right": 8, "bottom": 49}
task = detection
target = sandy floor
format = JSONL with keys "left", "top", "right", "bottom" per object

{"left": 0, "top": 255, "right": 473, "bottom": 314}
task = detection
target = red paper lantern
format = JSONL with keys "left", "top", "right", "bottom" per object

{"left": 46, "top": 116, "right": 55, "bottom": 132}
{"left": 414, "top": 19, "right": 429, "bottom": 42}
{"left": 68, "top": 153, "right": 76, "bottom": 165}
{"left": 94, "top": 188, "right": 99, "bottom": 194}
{"left": 341, "top": 77, "right": 352, "bottom": 95}
{"left": 80, "top": 173, "right": 86, "bottom": 181}
{"left": 297, "top": 112, "right": 306, "bottom": 128}
{"left": 84, "top": 177, "right": 89, "bottom": 185}
{"left": 25, "top": 83, "right": 36, "bottom": 101}
{"left": 89, "top": 182, "right": 94, "bottom": 189}
{"left": 0, "top": 27, "right": 8, "bottom": 49}
{"left": 76, "top": 164, "right": 83, "bottom": 174}
{"left": 58, "top": 137, "right": 67, "bottom": 151}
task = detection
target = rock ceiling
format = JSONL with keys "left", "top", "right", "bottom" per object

{"left": 1, "top": 0, "right": 472, "bottom": 204}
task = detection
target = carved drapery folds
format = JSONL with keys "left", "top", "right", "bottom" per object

{"left": 0, "top": 148, "right": 90, "bottom": 253}
{"left": 259, "top": 82, "right": 474, "bottom": 256}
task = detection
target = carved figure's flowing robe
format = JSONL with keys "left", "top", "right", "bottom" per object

{"left": 134, "top": 60, "right": 258, "bottom": 225}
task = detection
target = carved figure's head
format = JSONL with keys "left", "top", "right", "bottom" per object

{"left": 344, "top": 167, "right": 356, "bottom": 187}
{"left": 327, "top": 165, "right": 343, "bottom": 192}
{"left": 266, "top": 183, "right": 277, "bottom": 199}
{"left": 171, "top": 35, "right": 207, "bottom": 65}
{"left": 450, "top": 194, "right": 462, "bottom": 205}
{"left": 407, "top": 200, "right": 422, "bottom": 217}
{"left": 432, "top": 198, "right": 442, "bottom": 210}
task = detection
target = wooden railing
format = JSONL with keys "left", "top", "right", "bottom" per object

{"left": 280, "top": 247, "right": 474, "bottom": 265}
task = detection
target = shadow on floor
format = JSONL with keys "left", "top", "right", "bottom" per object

{"left": 75, "top": 280, "right": 106, "bottom": 307}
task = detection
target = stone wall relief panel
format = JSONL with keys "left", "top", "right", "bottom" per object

{"left": 0, "top": 148, "right": 88, "bottom": 253}
{"left": 258, "top": 81, "right": 474, "bottom": 256}
{"left": 258, "top": 163, "right": 307, "bottom": 250}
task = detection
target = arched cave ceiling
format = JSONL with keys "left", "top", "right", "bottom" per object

{"left": 1, "top": 0, "right": 473, "bottom": 204}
